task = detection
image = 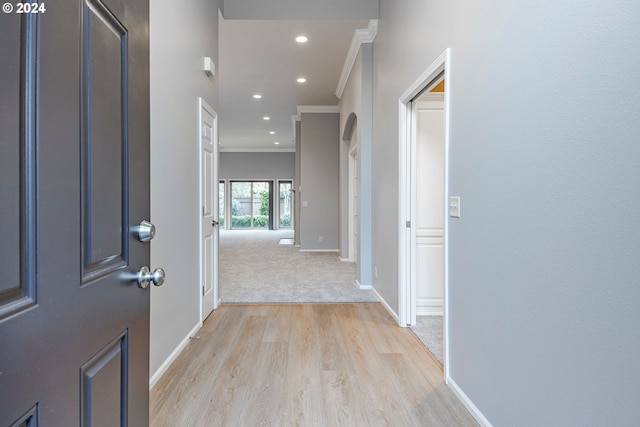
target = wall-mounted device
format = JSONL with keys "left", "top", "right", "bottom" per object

{"left": 203, "top": 57, "right": 215, "bottom": 77}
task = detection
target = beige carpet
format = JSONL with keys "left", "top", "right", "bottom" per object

{"left": 411, "top": 316, "right": 444, "bottom": 364}
{"left": 219, "top": 229, "right": 378, "bottom": 303}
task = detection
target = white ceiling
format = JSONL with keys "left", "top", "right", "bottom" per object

{"left": 218, "top": 17, "right": 370, "bottom": 151}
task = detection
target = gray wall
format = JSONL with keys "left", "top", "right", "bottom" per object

{"left": 223, "top": 0, "right": 377, "bottom": 20}
{"left": 300, "top": 113, "right": 340, "bottom": 250}
{"left": 149, "top": 0, "right": 221, "bottom": 379}
{"left": 373, "top": 0, "right": 640, "bottom": 425}
{"left": 219, "top": 152, "right": 294, "bottom": 180}
{"left": 339, "top": 45, "right": 374, "bottom": 286}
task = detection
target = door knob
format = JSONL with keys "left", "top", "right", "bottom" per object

{"left": 137, "top": 266, "right": 165, "bottom": 289}
{"left": 136, "top": 220, "right": 156, "bottom": 242}
{"left": 212, "top": 220, "right": 219, "bottom": 226}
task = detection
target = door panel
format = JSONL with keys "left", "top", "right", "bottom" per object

{"left": 80, "top": 331, "right": 128, "bottom": 426}
{"left": 0, "top": 0, "right": 150, "bottom": 425}
{"left": 82, "top": 0, "right": 128, "bottom": 280}
{"left": 415, "top": 99, "right": 445, "bottom": 316}
{"left": 201, "top": 100, "right": 218, "bottom": 318}
{"left": 0, "top": 13, "right": 37, "bottom": 320}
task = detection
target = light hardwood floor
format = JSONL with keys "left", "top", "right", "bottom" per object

{"left": 149, "top": 303, "right": 477, "bottom": 426}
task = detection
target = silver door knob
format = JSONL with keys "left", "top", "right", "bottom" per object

{"left": 137, "top": 266, "right": 165, "bottom": 289}
{"left": 136, "top": 220, "right": 156, "bottom": 242}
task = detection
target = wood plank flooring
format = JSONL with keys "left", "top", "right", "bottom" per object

{"left": 149, "top": 303, "right": 477, "bottom": 427}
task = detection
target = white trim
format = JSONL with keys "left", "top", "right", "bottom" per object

{"left": 398, "top": 48, "right": 451, "bottom": 378}
{"left": 335, "top": 19, "right": 378, "bottom": 99}
{"left": 348, "top": 144, "right": 359, "bottom": 263}
{"left": 298, "top": 249, "right": 340, "bottom": 253}
{"left": 358, "top": 282, "right": 372, "bottom": 290}
{"left": 416, "top": 307, "right": 444, "bottom": 316}
{"left": 149, "top": 321, "right": 202, "bottom": 390}
{"left": 372, "top": 286, "right": 399, "bottom": 324}
{"left": 448, "top": 378, "right": 493, "bottom": 427}
{"left": 292, "top": 114, "right": 300, "bottom": 139}
{"left": 297, "top": 105, "right": 340, "bottom": 115}
{"left": 219, "top": 147, "right": 295, "bottom": 153}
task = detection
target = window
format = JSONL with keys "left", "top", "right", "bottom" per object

{"left": 218, "top": 180, "right": 225, "bottom": 227}
{"left": 231, "top": 181, "right": 271, "bottom": 229}
{"left": 279, "top": 181, "right": 293, "bottom": 229}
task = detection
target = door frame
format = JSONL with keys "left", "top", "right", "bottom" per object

{"left": 198, "top": 97, "right": 219, "bottom": 322}
{"left": 348, "top": 143, "right": 359, "bottom": 263}
{"left": 398, "top": 48, "right": 451, "bottom": 379}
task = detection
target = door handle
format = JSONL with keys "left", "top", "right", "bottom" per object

{"left": 212, "top": 220, "right": 219, "bottom": 226}
{"left": 137, "top": 266, "right": 165, "bottom": 289}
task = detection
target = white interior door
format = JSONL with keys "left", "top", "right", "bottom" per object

{"left": 414, "top": 94, "right": 445, "bottom": 316}
{"left": 200, "top": 98, "right": 219, "bottom": 320}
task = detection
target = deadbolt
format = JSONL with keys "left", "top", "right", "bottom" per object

{"left": 136, "top": 220, "right": 156, "bottom": 242}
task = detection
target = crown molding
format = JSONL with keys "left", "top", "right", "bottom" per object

{"left": 335, "top": 19, "right": 378, "bottom": 99}
{"left": 296, "top": 105, "right": 340, "bottom": 115}
{"left": 219, "top": 147, "right": 295, "bottom": 153}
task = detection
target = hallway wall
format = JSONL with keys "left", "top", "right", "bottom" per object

{"left": 372, "top": 1, "right": 640, "bottom": 425}
{"left": 339, "top": 45, "right": 374, "bottom": 286}
{"left": 149, "top": 0, "right": 221, "bottom": 381}
{"left": 219, "top": 152, "right": 295, "bottom": 180}
{"left": 299, "top": 112, "right": 340, "bottom": 251}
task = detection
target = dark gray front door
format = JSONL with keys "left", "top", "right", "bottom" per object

{"left": 1, "top": 0, "right": 150, "bottom": 425}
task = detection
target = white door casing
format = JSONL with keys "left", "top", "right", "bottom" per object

{"left": 349, "top": 143, "right": 359, "bottom": 264}
{"left": 199, "top": 98, "right": 219, "bottom": 321}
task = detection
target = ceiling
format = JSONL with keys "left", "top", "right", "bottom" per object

{"left": 218, "top": 17, "right": 370, "bottom": 151}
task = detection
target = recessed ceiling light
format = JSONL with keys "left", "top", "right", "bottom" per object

{"left": 295, "top": 36, "right": 308, "bottom": 43}
{"left": 253, "top": 94, "right": 262, "bottom": 99}
{"left": 263, "top": 116, "right": 270, "bottom": 121}
{"left": 269, "top": 131, "right": 275, "bottom": 135}
{"left": 274, "top": 142, "right": 280, "bottom": 145}
{"left": 296, "top": 77, "right": 307, "bottom": 83}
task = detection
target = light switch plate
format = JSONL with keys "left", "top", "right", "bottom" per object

{"left": 449, "top": 196, "right": 461, "bottom": 218}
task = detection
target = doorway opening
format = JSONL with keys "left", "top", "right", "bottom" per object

{"left": 399, "top": 49, "right": 451, "bottom": 379}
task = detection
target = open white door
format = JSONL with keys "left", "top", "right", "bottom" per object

{"left": 199, "top": 98, "right": 219, "bottom": 321}
{"left": 399, "top": 49, "right": 451, "bottom": 380}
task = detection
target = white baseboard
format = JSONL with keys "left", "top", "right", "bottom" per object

{"left": 371, "top": 286, "right": 399, "bottom": 324}
{"left": 448, "top": 377, "right": 493, "bottom": 427}
{"left": 416, "top": 307, "right": 444, "bottom": 316}
{"left": 149, "top": 321, "right": 202, "bottom": 390}
{"left": 356, "top": 279, "right": 373, "bottom": 291}
{"left": 299, "top": 249, "right": 340, "bottom": 253}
